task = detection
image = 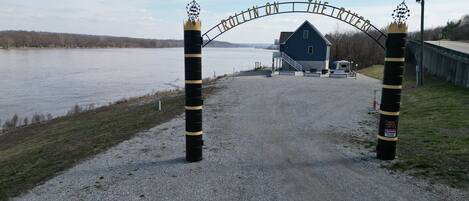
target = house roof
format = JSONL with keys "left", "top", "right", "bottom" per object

{"left": 279, "top": 32, "right": 294, "bottom": 44}
{"left": 282, "top": 21, "right": 332, "bottom": 46}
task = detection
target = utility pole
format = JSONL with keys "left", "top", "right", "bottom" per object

{"left": 417, "top": 0, "right": 425, "bottom": 86}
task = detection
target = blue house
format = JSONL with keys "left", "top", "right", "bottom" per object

{"left": 274, "top": 21, "right": 331, "bottom": 72}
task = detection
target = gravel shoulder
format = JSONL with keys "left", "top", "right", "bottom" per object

{"left": 14, "top": 75, "right": 460, "bottom": 201}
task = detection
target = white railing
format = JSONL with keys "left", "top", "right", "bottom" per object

{"left": 272, "top": 51, "right": 281, "bottom": 58}
{"left": 281, "top": 52, "right": 304, "bottom": 71}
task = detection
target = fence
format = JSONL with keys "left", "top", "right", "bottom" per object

{"left": 407, "top": 40, "right": 469, "bottom": 88}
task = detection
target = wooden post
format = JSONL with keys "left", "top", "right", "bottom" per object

{"left": 464, "top": 63, "right": 467, "bottom": 87}
{"left": 184, "top": 20, "right": 203, "bottom": 162}
{"left": 377, "top": 22, "right": 407, "bottom": 160}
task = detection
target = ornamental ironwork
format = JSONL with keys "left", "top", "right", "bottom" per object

{"left": 392, "top": 1, "right": 411, "bottom": 24}
{"left": 186, "top": 0, "right": 201, "bottom": 22}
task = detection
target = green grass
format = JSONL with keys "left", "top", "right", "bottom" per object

{"left": 358, "top": 65, "right": 385, "bottom": 80}
{"left": 0, "top": 83, "right": 218, "bottom": 200}
{"left": 360, "top": 65, "right": 469, "bottom": 189}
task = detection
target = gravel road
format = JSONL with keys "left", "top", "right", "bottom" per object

{"left": 15, "top": 75, "right": 455, "bottom": 201}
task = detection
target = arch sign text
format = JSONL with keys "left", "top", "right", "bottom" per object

{"left": 202, "top": 0, "right": 387, "bottom": 48}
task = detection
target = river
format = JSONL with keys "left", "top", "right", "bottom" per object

{"left": 0, "top": 48, "right": 273, "bottom": 121}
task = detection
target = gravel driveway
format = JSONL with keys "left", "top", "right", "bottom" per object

{"left": 15, "top": 75, "right": 448, "bottom": 201}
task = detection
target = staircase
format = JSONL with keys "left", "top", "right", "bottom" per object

{"left": 281, "top": 52, "right": 304, "bottom": 71}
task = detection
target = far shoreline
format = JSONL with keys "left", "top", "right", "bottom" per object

{"left": 0, "top": 46, "right": 254, "bottom": 50}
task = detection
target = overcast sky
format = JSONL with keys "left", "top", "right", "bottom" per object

{"left": 0, "top": 0, "right": 468, "bottom": 43}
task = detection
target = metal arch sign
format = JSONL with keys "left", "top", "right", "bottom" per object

{"left": 202, "top": 0, "right": 387, "bottom": 49}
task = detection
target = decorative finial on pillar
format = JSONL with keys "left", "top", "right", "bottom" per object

{"left": 389, "top": 0, "right": 410, "bottom": 33}
{"left": 186, "top": 0, "right": 201, "bottom": 22}
{"left": 392, "top": 1, "right": 411, "bottom": 24}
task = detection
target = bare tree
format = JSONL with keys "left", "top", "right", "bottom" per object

{"left": 2, "top": 118, "right": 14, "bottom": 130}
{"left": 11, "top": 114, "right": 19, "bottom": 128}
{"left": 87, "top": 104, "right": 95, "bottom": 110}
{"left": 31, "top": 113, "right": 42, "bottom": 124}
{"left": 67, "top": 105, "right": 83, "bottom": 116}
{"left": 325, "top": 30, "right": 384, "bottom": 69}
{"left": 23, "top": 117, "right": 29, "bottom": 126}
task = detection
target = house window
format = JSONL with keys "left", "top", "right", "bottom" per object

{"left": 303, "top": 30, "right": 309, "bottom": 39}
{"left": 308, "top": 46, "right": 314, "bottom": 54}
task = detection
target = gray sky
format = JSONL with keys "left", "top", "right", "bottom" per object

{"left": 0, "top": 0, "right": 468, "bottom": 43}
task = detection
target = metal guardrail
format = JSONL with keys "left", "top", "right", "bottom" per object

{"left": 407, "top": 40, "right": 469, "bottom": 88}
{"left": 408, "top": 40, "right": 469, "bottom": 64}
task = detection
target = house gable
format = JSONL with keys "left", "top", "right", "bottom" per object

{"left": 279, "top": 32, "right": 294, "bottom": 44}
{"left": 281, "top": 21, "right": 331, "bottom": 61}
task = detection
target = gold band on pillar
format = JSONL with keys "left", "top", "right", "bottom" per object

{"left": 184, "top": 20, "right": 202, "bottom": 31}
{"left": 379, "top": 110, "right": 400, "bottom": 116}
{"left": 385, "top": 58, "right": 405, "bottom": 62}
{"left": 185, "top": 54, "right": 202, "bottom": 58}
{"left": 186, "top": 131, "right": 203, "bottom": 136}
{"left": 387, "top": 22, "right": 408, "bottom": 33}
{"left": 383, "top": 85, "right": 403, "bottom": 89}
{"left": 186, "top": 80, "right": 203, "bottom": 84}
{"left": 185, "top": 106, "right": 203, "bottom": 110}
{"left": 377, "top": 135, "right": 399, "bottom": 142}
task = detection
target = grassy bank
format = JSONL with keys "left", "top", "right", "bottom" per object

{"left": 360, "top": 65, "right": 469, "bottom": 189}
{"left": 357, "top": 65, "right": 384, "bottom": 80}
{"left": 0, "top": 80, "right": 219, "bottom": 200}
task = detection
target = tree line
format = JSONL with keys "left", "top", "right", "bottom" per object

{"left": 0, "top": 30, "right": 236, "bottom": 49}
{"left": 0, "top": 31, "right": 184, "bottom": 49}
{"left": 409, "top": 15, "right": 469, "bottom": 41}
{"left": 325, "top": 30, "right": 385, "bottom": 69}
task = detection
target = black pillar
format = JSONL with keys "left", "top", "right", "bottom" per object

{"left": 184, "top": 20, "right": 203, "bottom": 162}
{"left": 377, "top": 23, "right": 407, "bottom": 160}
